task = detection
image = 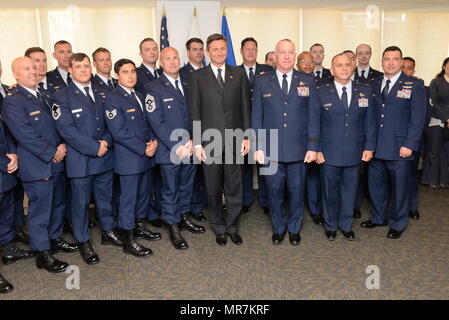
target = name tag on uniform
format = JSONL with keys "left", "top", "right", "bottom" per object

{"left": 358, "top": 98, "right": 369, "bottom": 108}
{"left": 29, "top": 110, "right": 40, "bottom": 116}
{"left": 163, "top": 98, "right": 173, "bottom": 102}
{"left": 71, "top": 108, "right": 83, "bottom": 113}
{"left": 262, "top": 93, "right": 272, "bottom": 98}
{"left": 126, "top": 108, "right": 136, "bottom": 113}
{"left": 397, "top": 89, "right": 411, "bottom": 99}
{"left": 322, "top": 103, "right": 332, "bottom": 108}
{"left": 297, "top": 86, "right": 309, "bottom": 97}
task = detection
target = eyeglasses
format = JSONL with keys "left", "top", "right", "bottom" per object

{"left": 298, "top": 59, "right": 315, "bottom": 64}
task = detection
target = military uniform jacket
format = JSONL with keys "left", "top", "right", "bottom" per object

{"left": 135, "top": 64, "right": 162, "bottom": 94}
{"left": 370, "top": 72, "right": 426, "bottom": 161}
{"left": 0, "top": 118, "right": 17, "bottom": 193}
{"left": 144, "top": 74, "right": 191, "bottom": 164}
{"left": 91, "top": 74, "right": 118, "bottom": 93}
{"left": 252, "top": 70, "right": 320, "bottom": 163}
{"left": 240, "top": 63, "right": 273, "bottom": 100}
{"left": 1, "top": 85, "right": 64, "bottom": 182}
{"left": 105, "top": 85, "right": 154, "bottom": 175}
{"left": 180, "top": 62, "right": 196, "bottom": 80}
{"left": 46, "top": 67, "right": 68, "bottom": 92}
{"left": 53, "top": 82, "right": 113, "bottom": 178}
{"left": 318, "top": 81, "right": 377, "bottom": 167}
{"left": 354, "top": 67, "right": 383, "bottom": 84}
{"left": 315, "top": 67, "right": 334, "bottom": 86}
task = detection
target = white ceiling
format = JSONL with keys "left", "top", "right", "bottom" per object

{"left": 0, "top": 0, "right": 448, "bottom": 11}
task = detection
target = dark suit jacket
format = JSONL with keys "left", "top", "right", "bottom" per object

{"left": 189, "top": 64, "right": 251, "bottom": 158}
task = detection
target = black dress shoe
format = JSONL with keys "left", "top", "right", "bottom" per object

{"left": 101, "top": 230, "right": 124, "bottom": 247}
{"left": 191, "top": 212, "right": 207, "bottom": 222}
{"left": 168, "top": 224, "right": 188, "bottom": 250}
{"left": 409, "top": 210, "right": 420, "bottom": 220}
{"left": 311, "top": 214, "right": 324, "bottom": 226}
{"left": 79, "top": 241, "right": 100, "bottom": 265}
{"left": 242, "top": 205, "right": 250, "bottom": 213}
{"left": 0, "top": 274, "right": 14, "bottom": 294}
{"left": 51, "top": 238, "right": 80, "bottom": 254}
{"left": 146, "top": 218, "right": 166, "bottom": 228}
{"left": 353, "top": 209, "right": 362, "bottom": 219}
{"left": 179, "top": 214, "right": 206, "bottom": 234}
{"left": 325, "top": 230, "right": 337, "bottom": 241}
{"left": 261, "top": 206, "right": 270, "bottom": 216}
{"left": 342, "top": 230, "right": 355, "bottom": 241}
{"left": 226, "top": 233, "right": 243, "bottom": 245}
{"left": 36, "top": 250, "right": 68, "bottom": 273}
{"left": 360, "top": 220, "right": 385, "bottom": 229}
{"left": 134, "top": 219, "right": 161, "bottom": 241}
{"left": 88, "top": 220, "right": 96, "bottom": 230}
{"left": 387, "top": 228, "right": 402, "bottom": 239}
{"left": 2, "top": 243, "right": 36, "bottom": 265}
{"left": 288, "top": 232, "right": 301, "bottom": 246}
{"left": 272, "top": 232, "right": 285, "bottom": 245}
{"left": 216, "top": 233, "right": 227, "bottom": 246}
{"left": 122, "top": 230, "right": 152, "bottom": 257}
{"left": 13, "top": 226, "right": 29, "bottom": 244}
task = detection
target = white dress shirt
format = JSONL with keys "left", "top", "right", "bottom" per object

{"left": 276, "top": 69, "right": 293, "bottom": 93}
{"left": 334, "top": 80, "right": 352, "bottom": 105}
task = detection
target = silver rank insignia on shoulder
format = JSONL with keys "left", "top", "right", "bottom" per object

{"left": 145, "top": 94, "right": 156, "bottom": 113}
{"left": 51, "top": 104, "right": 61, "bottom": 120}
{"left": 106, "top": 109, "right": 117, "bottom": 119}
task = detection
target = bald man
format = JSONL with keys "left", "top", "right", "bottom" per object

{"left": 296, "top": 51, "right": 314, "bottom": 74}
{"left": 355, "top": 44, "right": 383, "bottom": 84}
{"left": 2, "top": 57, "right": 79, "bottom": 273}
{"left": 144, "top": 47, "right": 205, "bottom": 250}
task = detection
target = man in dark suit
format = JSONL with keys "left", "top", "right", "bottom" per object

{"left": 355, "top": 44, "right": 383, "bottom": 84}
{"left": 135, "top": 38, "right": 164, "bottom": 228}
{"left": 361, "top": 46, "right": 426, "bottom": 239}
{"left": 310, "top": 43, "right": 333, "bottom": 86}
{"left": 239, "top": 37, "right": 273, "bottom": 215}
{"left": 46, "top": 40, "right": 73, "bottom": 91}
{"left": 189, "top": 33, "right": 251, "bottom": 246}
{"left": 91, "top": 47, "right": 118, "bottom": 92}
{"left": 252, "top": 39, "right": 320, "bottom": 246}
{"left": 316, "top": 53, "right": 377, "bottom": 241}
{"left": 180, "top": 38, "right": 208, "bottom": 223}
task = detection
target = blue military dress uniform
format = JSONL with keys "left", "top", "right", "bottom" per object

{"left": 368, "top": 72, "right": 426, "bottom": 232}
{"left": 144, "top": 74, "right": 196, "bottom": 225}
{"left": 2, "top": 85, "right": 67, "bottom": 252}
{"left": 46, "top": 67, "right": 70, "bottom": 92}
{"left": 0, "top": 117, "right": 17, "bottom": 247}
{"left": 91, "top": 74, "right": 118, "bottom": 93}
{"left": 105, "top": 85, "right": 154, "bottom": 230}
{"left": 252, "top": 70, "right": 320, "bottom": 234}
{"left": 53, "top": 82, "right": 116, "bottom": 243}
{"left": 318, "top": 81, "right": 377, "bottom": 232}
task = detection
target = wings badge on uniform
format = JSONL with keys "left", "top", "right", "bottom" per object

{"left": 145, "top": 94, "right": 156, "bottom": 113}
{"left": 51, "top": 103, "right": 61, "bottom": 120}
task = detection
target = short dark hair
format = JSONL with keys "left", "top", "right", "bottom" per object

{"left": 382, "top": 46, "right": 402, "bottom": 58}
{"left": 265, "top": 51, "right": 275, "bottom": 61}
{"left": 186, "top": 38, "right": 204, "bottom": 51}
{"left": 342, "top": 50, "right": 355, "bottom": 55}
{"left": 92, "top": 47, "right": 111, "bottom": 62}
{"left": 206, "top": 34, "right": 227, "bottom": 50}
{"left": 24, "top": 47, "right": 45, "bottom": 57}
{"left": 54, "top": 40, "right": 71, "bottom": 49}
{"left": 139, "top": 38, "right": 157, "bottom": 52}
{"left": 310, "top": 43, "right": 324, "bottom": 51}
{"left": 69, "top": 53, "right": 90, "bottom": 67}
{"left": 114, "top": 58, "right": 136, "bottom": 74}
{"left": 241, "top": 37, "right": 257, "bottom": 49}
{"left": 436, "top": 57, "right": 449, "bottom": 78}
{"left": 403, "top": 56, "right": 416, "bottom": 66}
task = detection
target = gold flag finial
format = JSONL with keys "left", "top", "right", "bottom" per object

{"left": 194, "top": 6, "right": 197, "bottom": 17}
{"left": 162, "top": 5, "right": 166, "bottom": 16}
{"left": 222, "top": 6, "right": 226, "bottom": 16}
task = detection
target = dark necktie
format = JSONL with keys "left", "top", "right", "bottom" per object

{"left": 361, "top": 70, "right": 366, "bottom": 79}
{"left": 382, "top": 79, "right": 391, "bottom": 100}
{"left": 315, "top": 71, "right": 321, "bottom": 79}
{"left": 341, "top": 86, "right": 348, "bottom": 108}
{"left": 217, "top": 68, "right": 225, "bottom": 92}
{"left": 282, "top": 74, "right": 288, "bottom": 97}
{"left": 38, "top": 82, "right": 45, "bottom": 91}
{"left": 67, "top": 73, "right": 73, "bottom": 85}
{"left": 175, "top": 80, "right": 184, "bottom": 97}
{"left": 36, "top": 91, "right": 50, "bottom": 111}
{"left": 249, "top": 67, "right": 254, "bottom": 84}
{"left": 154, "top": 70, "right": 158, "bottom": 79}
{"left": 84, "top": 87, "right": 95, "bottom": 106}
{"left": 107, "top": 79, "right": 114, "bottom": 89}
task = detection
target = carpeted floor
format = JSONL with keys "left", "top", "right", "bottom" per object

{"left": 1, "top": 185, "right": 448, "bottom": 300}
